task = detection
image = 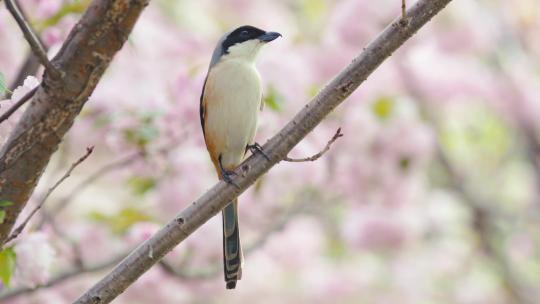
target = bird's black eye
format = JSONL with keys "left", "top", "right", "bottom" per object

{"left": 240, "top": 30, "right": 249, "bottom": 37}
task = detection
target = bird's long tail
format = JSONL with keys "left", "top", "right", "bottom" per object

{"left": 222, "top": 198, "right": 243, "bottom": 289}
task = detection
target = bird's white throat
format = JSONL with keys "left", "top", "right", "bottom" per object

{"left": 223, "top": 40, "right": 264, "bottom": 63}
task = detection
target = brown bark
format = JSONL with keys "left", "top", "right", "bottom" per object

{"left": 0, "top": 0, "right": 149, "bottom": 246}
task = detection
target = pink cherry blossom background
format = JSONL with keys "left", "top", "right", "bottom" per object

{"left": 1, "top": 0, "right": 540, "bottom": 303}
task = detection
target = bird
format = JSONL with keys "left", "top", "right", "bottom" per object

{"left": 200, "top": 25, "right": 281, "bottom": 289}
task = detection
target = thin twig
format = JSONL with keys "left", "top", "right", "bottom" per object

{"left": 0, "top": 86, "right": 38, "bottom": 124}
{"left": 4, "top": 146, "right": 94, "bottom": 245}
{"left": 41, "top": 139, "right": 182, "bottom": 225}
{"left": 47, "top": 150, "right": 143, "bottom": 216}
{"left": 3, "top": 0, "right": 61, "bottom": 79}
{"left": 283, "top": 128, "right": 343, "bottom": 162}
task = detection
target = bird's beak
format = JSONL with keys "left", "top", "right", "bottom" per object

{"left": 258, "top": 31, "right": 282, "bottom": 43}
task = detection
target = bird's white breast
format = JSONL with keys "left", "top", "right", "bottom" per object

{"left": 204, "top": 58, "right": 262, "bottom": 169}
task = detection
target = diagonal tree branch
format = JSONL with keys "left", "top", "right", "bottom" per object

{"left": 74, "top": 0, "right": 454, "bottom": 302}
{"left": 0, "top": 0, "right": 150, "bottom": 246}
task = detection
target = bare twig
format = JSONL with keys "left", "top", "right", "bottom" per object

{"left": 3, "top": 146, "right": 94, "bottom": 245}
{"left": 74, "top": 1, "right": 453, "bottom": 302}
{"left": 284, "top": 128, "right": 343, "bottom": 162}
{"left": 0, "top": 86, "right": 38, "bottom": 124}
{"left": 48, "top": 150, "right": 143, "bottom": 216}
{"left": 3, "top": 0, "right": 61, "bottom": 79}
{"left": 0, "top": 252, "right": 128, "bottom": 301}
{"left": 41, "top": 139, "right": 182, "bottom": 226}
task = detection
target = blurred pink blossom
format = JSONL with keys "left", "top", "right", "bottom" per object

{"left": 13, "top": 232, "right": 56, "bottom": 288}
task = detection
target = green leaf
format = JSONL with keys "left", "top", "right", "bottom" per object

{"left": 0, "top": 247, "right": 16, "bottom": 286}
{"left": 371, "top": 96, "right": 394, "bottom": 121}
{"left": 0, "top": 211, "right": 5, "bottom": 224}
{"left": 0, "top": 72, "right": 7, "bottom": 96}
{"left": 399, "top": 156, "right": 411, "bottom": 171}
{"left": 88, "top": 207, "right": 153, "bottom": 234}
{"left": 0, "top": 201, "right": 13, "bottom": 208}
{"left": 263, "top": 85, "right": 285, "bottom": 112}
{"left": 127, "top": 176, "right": 156, "bottom": 196}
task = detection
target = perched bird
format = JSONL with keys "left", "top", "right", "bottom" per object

{"left": 200, "top": 25, "right": 281, "bottom": 289}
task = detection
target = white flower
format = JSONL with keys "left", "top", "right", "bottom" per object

{"left": 14, "top": 232, "right": 56, "bottom": 288}
{"left": 0, "top": 76, "right": 40, "bottom": 144}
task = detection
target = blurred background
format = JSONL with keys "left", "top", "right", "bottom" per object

{"left": 1, "top": 0, "right": 540, "bottom": 303}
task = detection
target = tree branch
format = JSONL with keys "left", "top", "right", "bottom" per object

{"left": 0, "top": 0, "right": 150, "bottom": 246}
{"left": 283, "top": 127, "right": 342, "bottom": 162}
{"left": 74, "top": 0, "right": 454, "bottom": 302}
{"left": 3, "top": 146, "right": 93, "bottom": 246}
{"left": 3, "top": 0, "right": 61, "bottom": 79}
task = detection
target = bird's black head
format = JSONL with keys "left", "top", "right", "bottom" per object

{"left": 221, "top": 25, "right": 281, "bottom": 54}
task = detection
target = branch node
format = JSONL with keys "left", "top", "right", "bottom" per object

{"left": 400, "top": 0, "right": 409, "bottom": 26}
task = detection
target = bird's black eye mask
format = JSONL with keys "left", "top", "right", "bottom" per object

{"left": 221, "top": 25, "right": 266, "bottom": 54}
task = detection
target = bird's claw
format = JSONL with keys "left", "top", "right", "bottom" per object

{"left": 247, "top": 143, "right": 270, "bottom": 161}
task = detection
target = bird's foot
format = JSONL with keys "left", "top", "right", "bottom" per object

{"left": 222, "top": 169, "right": 240, "bottom": 189}
{"left": 246, "top": 143, "right": 270, "bottom": 161}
